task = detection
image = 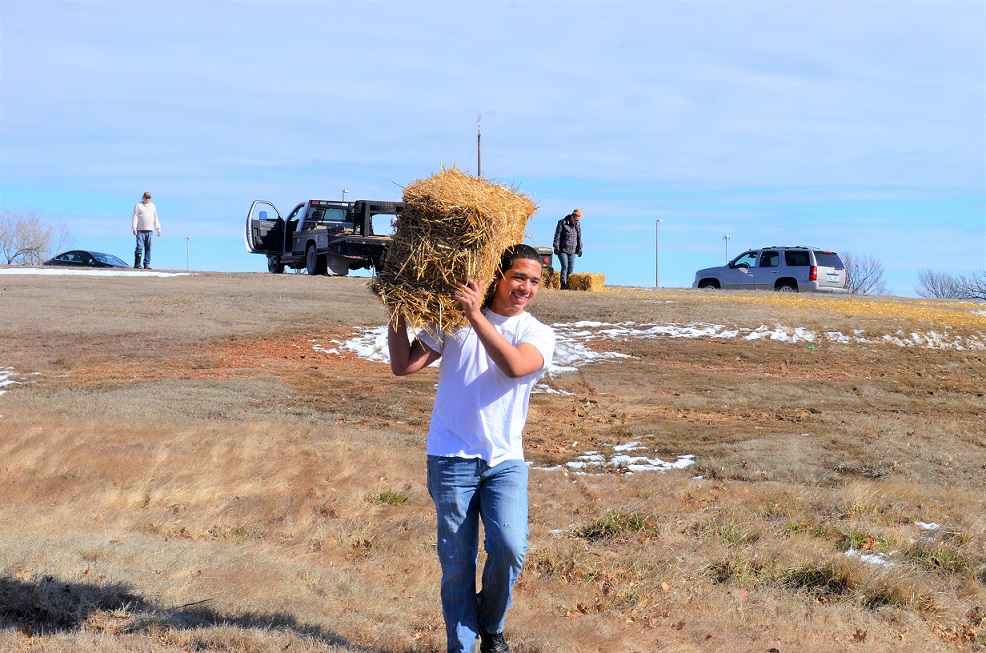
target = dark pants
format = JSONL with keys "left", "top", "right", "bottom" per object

{"left": 134, "top": 231, "right": 153, "bottom": 267}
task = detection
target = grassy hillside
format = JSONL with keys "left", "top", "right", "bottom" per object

{"left": 1, "top": 272, "right": 984, "bottom": 652}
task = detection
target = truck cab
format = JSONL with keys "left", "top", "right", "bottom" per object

{"left": 245, "top": 199, "right": 402, "bottom": 275}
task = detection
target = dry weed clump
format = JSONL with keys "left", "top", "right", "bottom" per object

{"left": 571, "top": 509, "right": 660, "bottom": 542}
{"left": 372, "top": 166, "right": 537, "bottom": 335}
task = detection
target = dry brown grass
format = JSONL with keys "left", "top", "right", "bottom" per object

{"left": 0, "top": 273, "right": 984, "bottom": 651}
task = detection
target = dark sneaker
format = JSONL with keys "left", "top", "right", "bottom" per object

{"left": 143, "top": 266, "right": 152, "bottom": 270}
{"left": 479, "top": 629, "right": 510, "bottom": 653}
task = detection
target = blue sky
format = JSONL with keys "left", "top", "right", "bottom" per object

{"left": 1, "top": 0, "right": 983, "bottom": 294}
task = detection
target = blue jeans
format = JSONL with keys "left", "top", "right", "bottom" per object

{"left": 557, "top": 251, "right": 575, "bottom": 287}
{"left": 134, "top": 231, "right": 153, "bottom": 267}
{"left": 426, "top": 456, "right": 529, "bottom": 653}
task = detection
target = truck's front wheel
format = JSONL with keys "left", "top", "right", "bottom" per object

{"left": 306, "top": 245, "right": 327, "bottom": 275}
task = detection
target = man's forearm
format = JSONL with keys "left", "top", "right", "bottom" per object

{"left": 388, "top": 317, "right": 438, "bottom": 376}
{"left": 387, "top": 320, "right": 413, "bottom": 376}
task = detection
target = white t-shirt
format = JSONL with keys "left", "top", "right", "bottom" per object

{"left": 418, "top": 309, "right": 555, "bottom": 467}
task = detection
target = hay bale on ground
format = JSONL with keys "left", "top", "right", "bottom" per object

{"left": 372, "top": 167, "right": 537, "bottom": 335}
{"left": 542, "top": 269, "right": 561, "bottom": 290}
{"left": 567, "top": 272, "right": 606, "bottom": 291}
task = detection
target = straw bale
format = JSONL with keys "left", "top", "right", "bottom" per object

{"left": 372, "top": 167, "right": 537, "bottom": 335}
{"left": 542, "top": 269, "right": 561, "bottom": 290}
{"left": 567, "top": 272, "right": 606, "bottom": 292}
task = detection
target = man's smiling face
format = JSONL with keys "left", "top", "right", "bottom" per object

{"left": 490, "top": 258, "right": 542, "bottom": 317}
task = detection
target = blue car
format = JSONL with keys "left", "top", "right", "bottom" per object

{"left": 44, "top": 250, "right": 130, "bottom": 269}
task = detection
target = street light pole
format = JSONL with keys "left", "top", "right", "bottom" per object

{"left": 723, "top": 234, "right": 731, "bottom": 262}
{"left": 342, "top": 189, "right": 349, "bottom": 202}
{"left": 185, "top": 236, "right": 191, "bottom": 271}
{"left": 655, "top": 219, "right": 663, "bottom": 288}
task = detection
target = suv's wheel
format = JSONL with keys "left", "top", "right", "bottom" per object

{"left": 267, "top": 254, "right": 284, "bottom": 274}
{"left": 306, "top": 245, "right": 327, "bottom": 275}
{"left": 776, "top": 282, "right": 798, "bottom": 292}
{"left": 698, "top": 280, "right": 720, "bottom": 289}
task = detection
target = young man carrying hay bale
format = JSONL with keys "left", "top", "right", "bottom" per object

{"left": 387, "top": 244, "right": 555, "bottom": 653}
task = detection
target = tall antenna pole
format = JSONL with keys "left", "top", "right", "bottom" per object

{"left": 475, "top": 110, "right": 494, "bottom": 178}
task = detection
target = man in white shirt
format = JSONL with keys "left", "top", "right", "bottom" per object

{"left": 132, "top": 191, "right": 161, "bottom": 269}
{"left": 388, "top": 244, "right": 555, "bottom": 653}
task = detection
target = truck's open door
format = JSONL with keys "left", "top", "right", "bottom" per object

{"left": 244, "top": 200, "right": 284, "bottom": 254}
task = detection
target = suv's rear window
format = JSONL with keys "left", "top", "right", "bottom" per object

{"left": 784, "top": 250, "right": 810, "bottom": 266}
{"left": 813, "top": 251, "right": 844, "bottom": 268}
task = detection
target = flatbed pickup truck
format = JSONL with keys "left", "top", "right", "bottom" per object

{"left": 244, "top": 199, "right": 402, "bottom": 275}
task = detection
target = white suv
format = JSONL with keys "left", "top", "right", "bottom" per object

{"left": 692, "top": 246, "right": 848, "bottom": 293}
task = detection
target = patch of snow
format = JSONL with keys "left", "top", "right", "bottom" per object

{"left": 531, "top": 439, "right": 696, "bottom": 477}
{"left": 0, "top": 267, "right": 190, "bottom": 278}
{"left": 309, "top": 321, "right": 985, "bottom": 401}
{"left": 0, "top": 367, "right": 26, "bottom": 396}
{"left": 824, "top": 331, "right": 852, "bottom": 344}
{"left": 610, "top": 453, "right": 696, "bottom": 474}
{"left": 916, "top": 522, "right": 941, "bottom": 531}
{"left": 0, "top": 367, "right": 41, "bottom": 416}
{"left": 319, "top": 319, "right": 985, "bottom": 376}
{"left": 533, "top": 385, "right": 574, "bottom": 396}
{"left": 321, "top": 327, "right": 395, "bottom": 364}
{"left": 845, "top": 549, "right": 894, "bottom": 567}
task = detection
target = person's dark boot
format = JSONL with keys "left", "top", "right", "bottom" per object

{"left": 134, "top": 254, "right": 142, "bottom": 269}
{"left": 479, "top": 629, "right": 510, "bottom": 653}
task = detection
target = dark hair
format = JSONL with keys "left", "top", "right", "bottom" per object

{"left": 483, "top": 244, "right": 544, "bottom": 307}
{"left": 495, "top": 244, "right": 543, "bottom": 278}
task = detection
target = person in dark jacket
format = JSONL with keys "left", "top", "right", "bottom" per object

{"left": 552, "top": 208, "right": 583, "bottom": 289}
